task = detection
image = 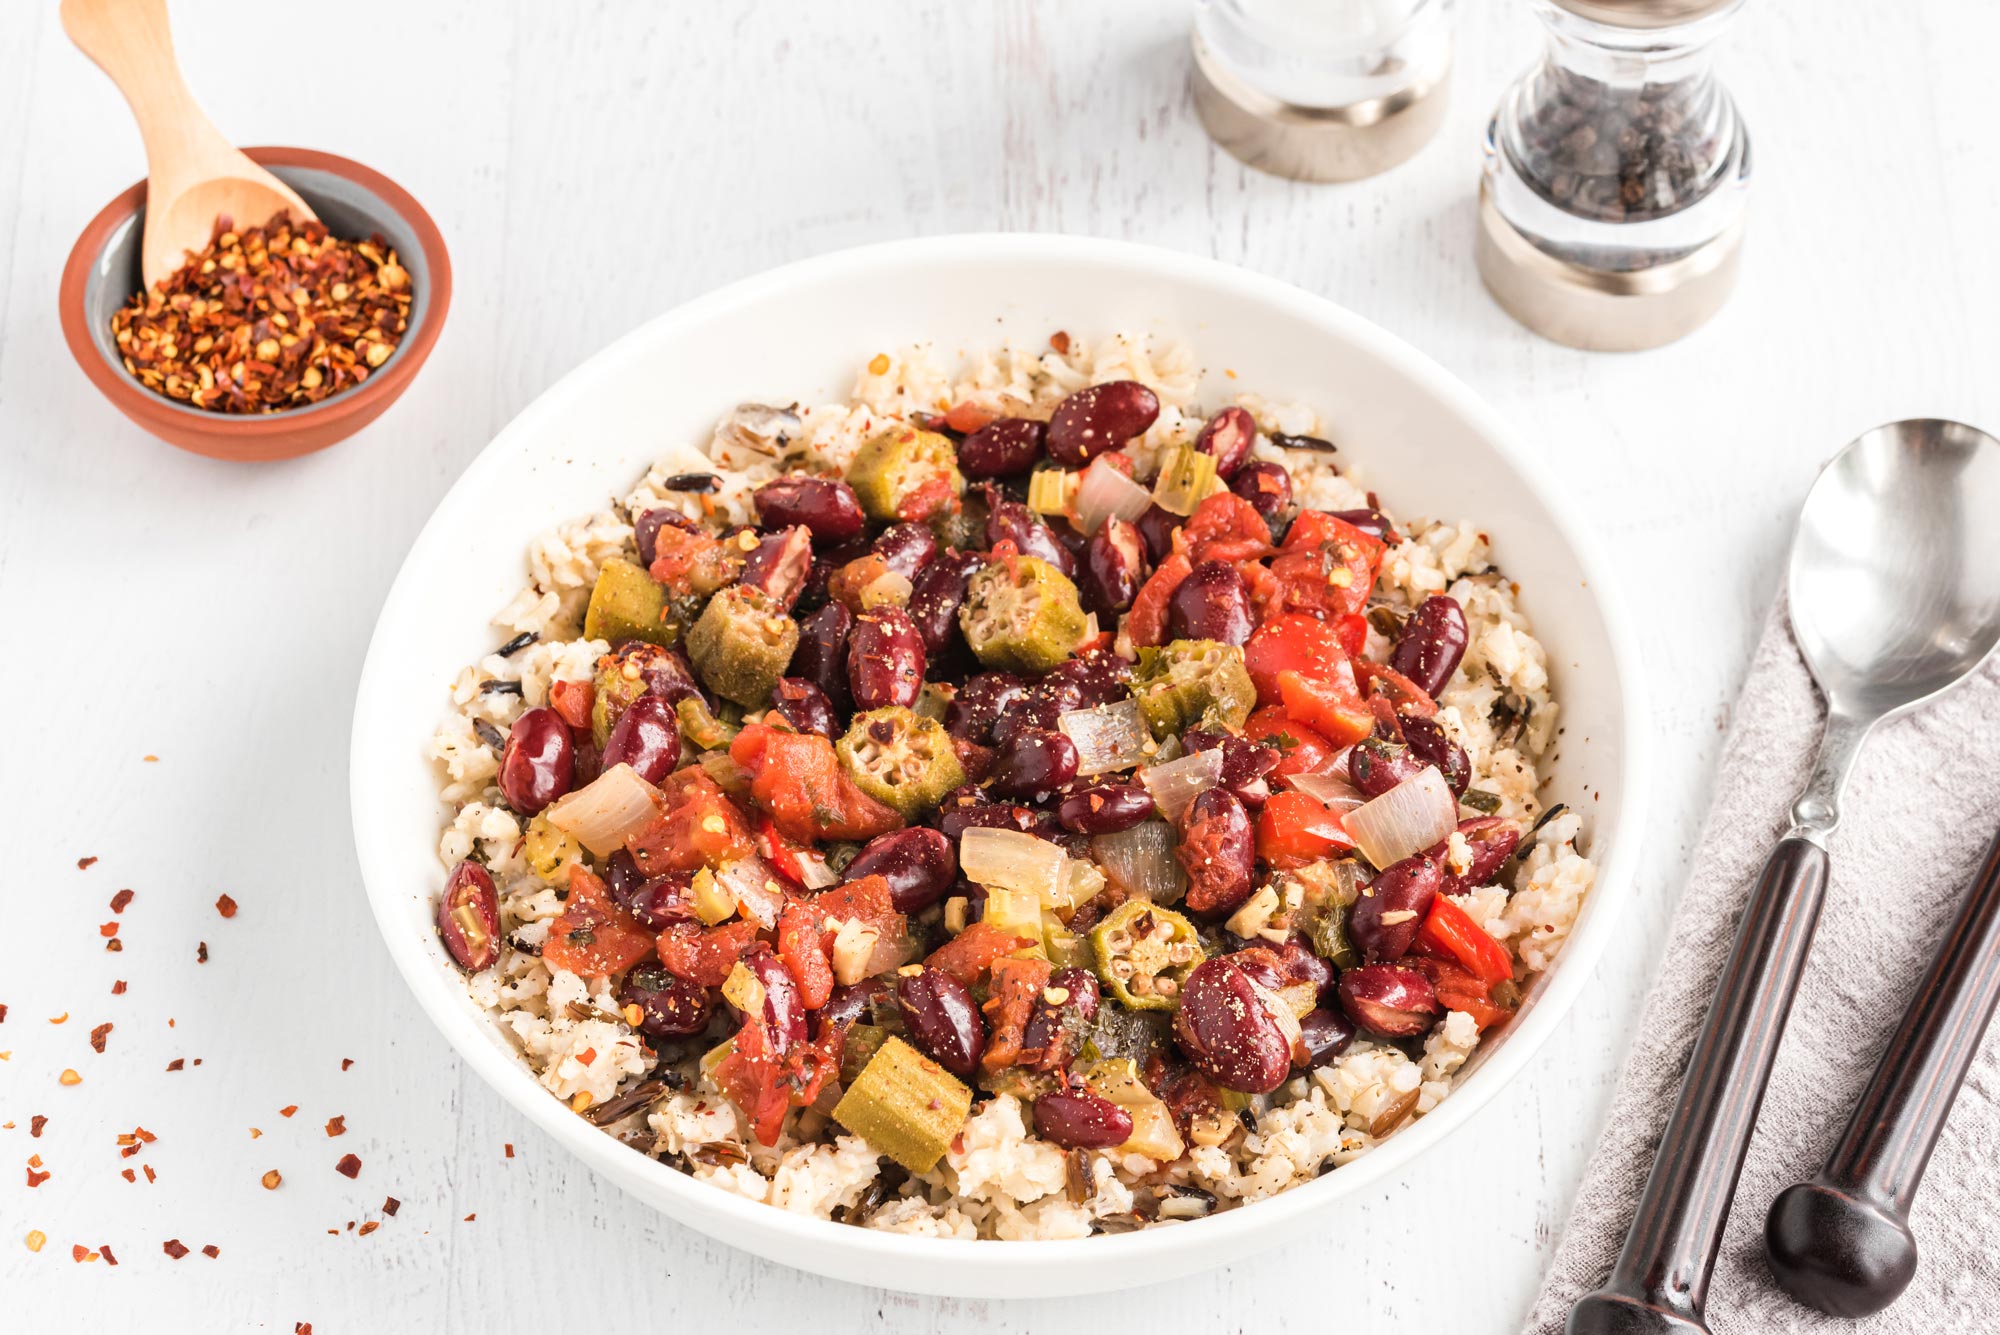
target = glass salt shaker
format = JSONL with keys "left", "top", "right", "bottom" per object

{"left": 1192, "top": 0, "right": 1456, "bottom": 182}
{"left": 1478, "top": 0, "right": 1751, "bottom": 350}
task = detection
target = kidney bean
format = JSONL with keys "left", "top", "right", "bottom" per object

{"left": 873, "top": 523, "right": 939, "bottom": 581}
{"left": 742, "top": 951, "right": 808, "bottom": 1054}
{"left": 1328, "top": 507, "right": 1397, "bottom": 545}
{"left": 601, "top": 695, "right": 680, "bottom": 783}
{"left": 623, "top": 871, "right": 699, "bottom": 932}
{"left": 619, "top": 968, "right": 713, "bottom": 1039}
{"left": 1400, "top": 716, "right": 1470, "bottom": 796}
{"left": 1348, "top": 854, "right": 1442, "bottom": 962}
{"left": 1276, "top": 940, "right": 1336, "bottom": 1005}
{"left": 1081, "top": 517, "right": 1147, "bottom": 619}
{"left": 844, "top": 827, "right": 959, "bottom": 914}
{"left": 1178, "top": 787, "right": 1257, "bottom": 916}
{"left": 1184, "top": 730, "right": 1280, "bottom": 809}
{"left": 1437, "top": 816, "right": 1524, "bottom": 888}
{"left": 635, "top": 507, "right": 697, "bottom": 567}
{"left": 500, "top": 708, "right": 575, "bottom": 815}
{"left": 820, "top": 978, "right": 889, "bottom": 1030}
{"left": 771, "top": 677, "right": 837, "bottom": 739}
{"left": 1347, "top": 738, "right": 1430, "bottom": 799}
{"left": 1034, "top": 1087, "right": 1135, "bottom": 1150}
{"left": 959, "top": 416, "right": 1047, "bottom": 477}
{"left": 987, "top": 500, "right": 1075, "bottom": 577}
{"left": 988, "top": 730, "right": 1079, "bottom": 800}
{"left": 753, "top": 477, "right": 866, "bottom": 543}
{"left": 1057, "top": 783, "right": 1155, "bottom": 835}
{"left": 944, "top": 672, "right": 1027, "bottom": 745}
{"left": 847, "top": 607, "right": 926, "bottom": 711}
{"left": 1167, "top": 560, "right": 1253, "bottom": 645}
{"left": 1299, "top": 1007, "right": 1357, "bottom": 1068}
{"left": 1174, "top": 957, "right": 1293, "bottom": 1093}
{"left": 1135, "top": 504, "right": 1181, "bottom": 565}
{"left": 935, "top": 785, "right": 1058, "bottom": 842}
{"left": 989, "top": 650, "right": 1130, "bottom": 748}
{"left": 896, "top": 966, "right": 986, "bottom": 1078}
{"left": 1021, "top": 967, "right": 1101, "bottom": 1070}
{"left": 789, "top": 602, "right": 854, "bottom": 714}
{"left": 1391, "top": 596, "right": 1469, "bottom": 698}
{"left": 623, "top": 644, "right": 705, "bottom": 711}
{"left": 437, "top": 860, "right": 500, "bottom": 971}
{"left": 1338, "top": 964, "right": 1441, "bottom": 1037}
{"left": 908, "top": 550, "right": 981, "bottom": 656}
{"left": 1194, "top": 406, "right": 1257, "bottom": 479}
{"left": 1230, "top": 460, "right": 1292, "bottom": 524}
{"left": 1046, "top": 381, "right": 1161, "bottom": 467}
{"left": 738, "top": 526, "right": 815, "bottom": 612}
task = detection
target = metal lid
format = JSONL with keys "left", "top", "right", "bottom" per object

{"left": 1190, "top": 30, "right": 1451, "bottom": 184}
{"left": 1549, "top": 0, "right": 1741, "bottom": 29}
{"left": 1474, "top": 184, "right": 1744, "bottom": 351}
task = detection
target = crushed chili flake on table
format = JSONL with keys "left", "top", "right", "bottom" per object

{"left": 106, "top": 937, "right": 123, "bottom": 953}
{"left": 165, "top": 1058, "right": 183, "bottom": 1072}
{"left": 109, "top": 212, "right": 413, "bottom": 415}
{"left": 262, "top": 1169, "right": 283, "bottom": 1190}
{"left": 100, "top": 1243, "right": 118, "bottom": 1266}
{"left": 77, "top": 856, "right": 98, "bottom": 871}
{"left": 280, "top": 1105, "right": 298, "bottom": 1118}
{"left": 340, "top": 1058, "right": 354, "bottom": 1071}
{"left": 121, "top": 1168, "right": 135, "bottom": 1182}
{"left": 73, "top": 1244, "right": 97, "bottom": 1263}
{"left": 144, "top": 755, "right": 159, "bottom": 763}
{"left": 112, "top": 980, "right": 127, "bottom": 995}
{"left": 99, "top": 921, "right": 120, "bottom": 938}
{"left": 504, "top": 1143, "right": 514, "bottom": 1159}
{"left": 49, "top": 1013, "right": 67, "bottom": 1025}
{"left": 25, "top": 1230, "right": 46, "bottom": 1253}
{"left": 335, "top": 1153, "right": 361, "bottom": 1179}
{"left": 201, "top": 1244, "right": 220, "bottom": 1259}
{"left": 59, "top": 1069, "right": 81, "bottom": 1086}
{"left": 0, "top": 1004, "right": 7, "bottom": 1022}
{"left": 142, "top": 1164, "right": 156, "bottom": 1183}
{"left": 297, "top": 1325, "right": 313, "bottom": 1334}
{"left": 358, "top": 1221, "right": 380, "bottom": 1237}
{"left": 382, "top": 1196, "right": 400, "bottom": 1215}
{"left": 463, "top": 1213, "right": 476, "bottom": 1222}
{"left": 90, "top": 1023, "right": 112, "bottom": 1053}
{"left": 196, "top": 942, "right": 208, "bottom": 963}
{"left": 324, "top": 1115, "right": 346, "bottom": 1137}
{"left": 110, "top": 889, "right": 133, "bottom": 912}
{"left": 216, "top": 894, "right": 238, "bottom": 918}
{"left": 30, "top": 1116, "right": 46, "bottom": 1138}
{"left": 27, "top": 1166, "right": 51, "bottom": 1188}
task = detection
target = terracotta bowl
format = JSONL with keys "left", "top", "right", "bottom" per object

{"left": 59, "top": 146, "right": 451, "bottom": 462}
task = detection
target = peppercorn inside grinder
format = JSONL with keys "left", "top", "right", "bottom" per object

{"left": 1477, "top": 0, "right": 1751, "bottom": 350}
{"left": 1191, "top": 0, "right": 1457, "bottom": 183}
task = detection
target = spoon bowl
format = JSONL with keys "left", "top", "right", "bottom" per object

{"left": 1789, "top": 419, "right": 2000, "bottom": 720}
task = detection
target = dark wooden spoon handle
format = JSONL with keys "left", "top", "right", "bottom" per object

{"left": 1764, "top": 826, "right": 2000, "bottom": 1317}
{"left": 1568, "top": 836, "right": 1830, "bottom": 1335}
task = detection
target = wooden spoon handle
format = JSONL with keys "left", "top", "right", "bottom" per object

{"left": 1567, "top": 836, "right": 1831, "bottom": 1335}
{"left": 1764, "top": 825, "right": 2000, "bottom": 1317}
{"left": 59, "top": 0, "right": 229, "bottom": 183}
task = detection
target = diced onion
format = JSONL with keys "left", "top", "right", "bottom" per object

{"left": 1287, "top": 768, "right": 1367, "bottom": 812}
{"left": 1073, "top": 455, "right": 1153, "bottom": 534}
{"left": 1091, "top": 820, "right": 1187, "bottom": 903}
{"left": 960, "top": 827, "right": 1066, "bottom": 901}
{"left": 793, "top": 849, "right": 839, "bottom": 890}
{"left": 858, "top": 570, "right": 914, "bottom": 610}
{"left": 1055, "top": 855, "right": 1107, "bottom": 911}
{"left": 1059, "top": 699, "right": 1151, "bottom": 777}
{"left": 715, "top": 857, "right": 786, "bottom": 929}
{"left": 1140, "top": 747, "right": 1223, "bottom": 823}
{"left": 1342, "top": 766, "right": 1455, "bottom": 870}
{"left": 544, "top": 763, "right": 661, "bottom": 856}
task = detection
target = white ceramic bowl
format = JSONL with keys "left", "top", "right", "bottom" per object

{"left": 351, "top": 234, "right": 1648, "bottom": 1298}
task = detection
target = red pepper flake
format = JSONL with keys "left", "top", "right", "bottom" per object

{"left": 99, "top": 922, "right": 120, "bottom": 938}
{"left": 110, "top": 888, "right": 133, "bottom": 913}
{"left": 166, "top": 1058, "right": 184, "bottom": 1072}
{"left": 144, "top": 754, "right": 158, "bottom": 763}
{"left": 297, "top": 1325, "right": 314, "bottom": 1335}
{"left": 163, "top": 1239, "right": 189, "bottom": 1259}
{"left": 358, "top": 1221, "right": 380, "bottom": 1237}
{"left": 120, "top": 1144, "right": 140, "bottom": 1159}
{"left": 463, "top": 1213, "right": 476, "bottom": 1222}
{"left": 49, "top": 1013, "right": 67, "bottom": 1025}
{"left": 112, "top": 981, "right": 127, "bottom": 996}
{"left": 78, "top": 856, "right": 98, "bottom": 870}
{"left": 120, "top": 1168, "right": 135, "bottom": 1182}
{"left": 142, "top": 1164, "right": 156, "bottom": 1183}
{"left": 101, "top": 1243, "right": 118, "bottom": 1266}
{"left": 90, "top": 1023, "right": 112, "bottom": 1053}
{"left": 335, "top": 1153, "right": 361, "bottom": 1179}
{"left": 504, "top": 1143, "right": 514, "bottom": 1159}
{"left": 106, "top": 938, "right": 123, "bottom": 953}
{"left": 73, "top": 1244, "right": 96, "bottom": 1263}
{"left": 136, "top": 1127, "right": 157, "bottom": 1143}
{"left": 30, "top": 1116, "right": 46, "bottom": 1138}
{"left": 201, "top": 1244, "right": 219, "bottom": 1258}
{"left": 345, "top": 1221, "right": 355, "bottom": 1231}
{"left": 382, "top": 1196, "right": 400, "bottom": 1216}
{"left": 0, "top": 1004, "right": 7, "bottom": 1022}
{"left": 193, "top": 1058, "right": 202, "bottom": 1066}
{"left": 324, "top": 1115, "right": 346, "bottom": 1138}
{"left": 216, "top": 894, "right": 238, "bottom": 919}
{"left": 196, "top": 942, "right": 208, "bottom": 963}
{"left": 340, "top": 1058, "right": 354, "bottom": 1071}
{"left": 27, "top": 1154, "right": 41, "bottom": 1167}
{"left": 1050, "top": 330, "right": 1072, "bottom": 354}
{"left": 26, "top": 1168, "right": 51, "bottom": 1188}
{"left": 577, "top": 1046, "right": 598, "bottom": 1067}
{"left": 280, "top": 1105, "right": 298, "bottom": 1118}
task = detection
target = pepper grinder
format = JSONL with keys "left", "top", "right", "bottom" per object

{"left": 1192, "top": 0, "right": 1456, "bottom": 183}
{"left": 1478, "top": 0, "right": 1751, "bottom": 350}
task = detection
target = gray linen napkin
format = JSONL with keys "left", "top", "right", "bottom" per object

{"left": 1525, "top": 599, "right": 2000, "bottom": 1333}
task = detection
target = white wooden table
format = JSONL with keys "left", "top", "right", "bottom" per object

{"left": 5, "top": 1, "right": 1996, "bottom": 1329}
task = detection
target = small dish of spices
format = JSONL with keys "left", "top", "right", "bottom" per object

{"left": 60, "top": 146, "right": 452, "bottom": 461}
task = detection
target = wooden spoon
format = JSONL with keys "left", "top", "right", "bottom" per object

{"left": 61, "top": 0, "right": 315, "bottom": 290}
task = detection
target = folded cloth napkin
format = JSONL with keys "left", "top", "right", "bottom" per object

{"left": 1525, "top": 598, "right": 2000, "bottom": 1334}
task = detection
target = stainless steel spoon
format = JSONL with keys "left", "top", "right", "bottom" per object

{"left": 1568, "top": 419, "right": 2000, "bottom": 1335}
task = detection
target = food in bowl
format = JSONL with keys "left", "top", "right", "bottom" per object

{"left": 426, "top": 332, "right": 1597, "bottom": 1239}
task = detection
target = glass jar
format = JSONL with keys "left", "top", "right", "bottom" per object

{"left": 1192, "top": 0, "right": 1456, "bottom": 183}
{"left": 1477, "top": 0, "right": 1751, "bottom": 349}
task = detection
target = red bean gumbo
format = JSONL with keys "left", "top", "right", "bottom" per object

{"left": 429, "top": 335, "right": 1596, "bottom": 1236}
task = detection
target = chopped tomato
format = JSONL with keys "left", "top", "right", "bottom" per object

{"left": 1244, "top": 614, "right": 1352, "bottom": 706}
{"left": 980, "top": 955, "right": 1054, "bottom": 1072}
{"left": 1126, "top": 551, "right": 1191, "bottom": 648}
{"left": 1242, "top": 706, "right": 1336, "bottom": 778}
{"left": 548, "top": 678, "right": 595, "bottom": 732}
{"left": 730, "top": 724, "right": 903, "bottom": 843}
{"left": 626, "top": 770, "right": 756, "bottom": 875}
{"left": 754, "top": 816, "right": 815, "bottom": 893}
{"left": 1354, "top": 660, "right": 1438, "bottom": 718}
{"left": 541, "top": 865, "right": 655, "bottom": 977}
{"left": 1411, "top": 957, "right": 1512, "bottom": 1032}
{"left": 1179, "top": 492, "right": 1274, "bottom": 565}
{"left": 1259, "top": 511, "right": 1384, "bottom": 621}
{"left": 1276, "top": 668, "right": 1374, "bottom": 747}
{"left": 943, "top": 399, "right": 999, "bottom": 434}
{"left": 1335, "top": 613, "right": 1369, "bottom": 658}
{"left": 1414, "top": 896, "right": 1514, "bottom": 987}
{"left": 711, "top": 1016, "right": 789, "bottom": 1145}
{"left": 647, "top": 526, "right": 737, "bottom": 599}
{"left": 776, "top": 903, "right": 835, "bottom": 1009}
{"left": 925, "top": 920, "right": 1033, "bottom": 985}
{"left": 896, "top": 476, "right": 959, "bottom": 525}
{"left": 656, "top": 920, "right": 758, "bottom": 988}
{"left": 802, "top": 874, "right": 901, "bottom": 939}
{"left": 1256, "top": 790, "right": 1355, "bottom": 869}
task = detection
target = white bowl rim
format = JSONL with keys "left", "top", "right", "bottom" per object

{"left": 350, "top": 231, "right": 1651, "bottom": 1282}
